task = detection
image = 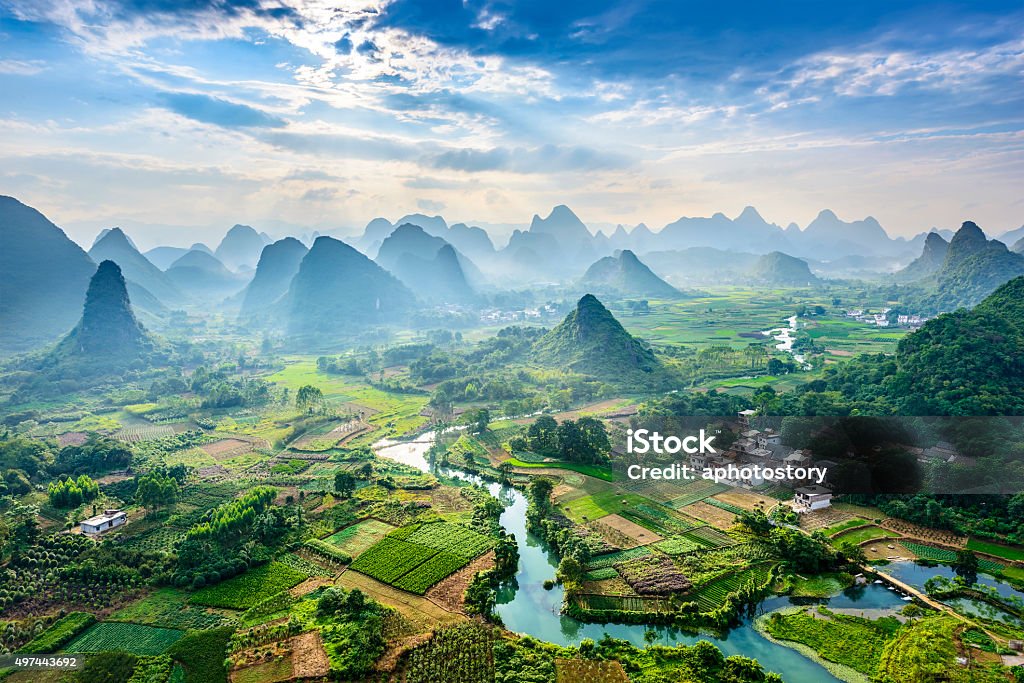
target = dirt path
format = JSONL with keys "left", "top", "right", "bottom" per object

{"left": 290, "top": 631, "right": 330, "bottom": 679}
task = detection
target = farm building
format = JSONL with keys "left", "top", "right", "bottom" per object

{"left": 793, "top": 486, "right": 832, "bottom": 512}
{"left": 81, "top": 509, "right": 127, "bottom": 534}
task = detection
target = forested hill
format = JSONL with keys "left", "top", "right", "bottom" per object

{"left": 781, "top": 276, "right": 1024, "bottom": 416}
{"left": 906, "top": 221, "right": 1024, "bottom": 313}
{"left": 533, "top": 294, "right": 663, "bottom": 382}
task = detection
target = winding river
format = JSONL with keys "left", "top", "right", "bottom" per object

{"left": 374, "top": 433, "right": 908, "bottom": 682}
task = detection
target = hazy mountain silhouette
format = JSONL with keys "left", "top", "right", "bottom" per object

{"left": 749, "top": 252, "right": 820, "bottom": 286}
{"left": 167, "top": 250, "right": 246, "bottom": 299}
{"left": 376, "top": 223, "right": 483, "bottom": 293}
{"left": 895, "top": 232, "right": 949, "bottom": 281}
{"left": 286, "top": 236, "right": 416, "bottom": 338}
{"left": 240, "top": 237, "right": 308, "bottom": 318}
{"left": 214, "top": 224, "right": 265, "bottom": 270}
{"left": 580, "top": 250, "right": 680, "bottom": 297}
{"left": 394, "top": 244, "right": 477, "bottom": 304}
{"left": 528, "top": 205, "right": 592, "bottom": 252}
{"left": 533, "top": 294, "right": 661, "bottom": 380}
{"left": 89, "top": 228, "right": 183, "bottom": 305}
{"left": 0, "top": 196, "right": 97, "bottom": 353}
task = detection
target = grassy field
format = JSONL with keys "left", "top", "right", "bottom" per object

{"left": 266, "top": 358, "right": 429, "bottom": 440}
{"left": 763, "top": 607, "right": 901, "bottom": 675}
{"left": 609, "top": 288, "right": 903, "bottom": 354}
{"left": 831, "top": 526, "right": 899, "bottom": 545}
{"left": 505, "top": 457, "right": 613, "bottom": 481}
{"left": 558, "top": 491, "right": 654, "bottom": 524}
{"left": 967, "top": 538, "right": 1024, "bottom": 562}
{"left": 325, "top": 519, "right": 396, "bottom": 558}
{"left": 110, "top": 587, "right": 235, "bottom": 630}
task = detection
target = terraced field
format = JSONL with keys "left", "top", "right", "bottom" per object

{"left": 688, "top": 563, "right": 775, "bottom": 612}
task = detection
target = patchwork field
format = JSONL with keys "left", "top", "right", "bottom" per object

{"left": 267, "top": 358, "right": 430, "bottom": 441}
{"left": 831, "top": 525, "right": 899, "bottom": 546}
{"left": 200, "top": 438, "right": 256, "bottom": 460}
{"left": 110, "top": 587, "right": 236, "bottom": 630}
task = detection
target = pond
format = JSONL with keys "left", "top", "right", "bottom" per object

{"left": 374, "top": 433, "right": 908, "bottom": 682}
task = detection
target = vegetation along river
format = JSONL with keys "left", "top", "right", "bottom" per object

{"left": 374, "top": 432, "right": 910, "bottom": 682}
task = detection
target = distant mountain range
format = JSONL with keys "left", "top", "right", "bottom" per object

{"left": 352, "top": 204, "right": 971, "bottom": 285}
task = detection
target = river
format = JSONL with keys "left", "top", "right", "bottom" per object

{"left": 374, "top": 433, "right": 908, "bottom": 682}
{"left": 763, "top": 315, "right": 809, "bottom": 368}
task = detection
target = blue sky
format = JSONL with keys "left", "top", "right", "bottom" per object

{"left": 0, "top": 0, "right": 1022, "bottom": 247}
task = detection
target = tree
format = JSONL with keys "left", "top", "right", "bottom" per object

{"left": 838, "top": 541, "right": 867, "bottom": 565}
{"left": 953, "top": 549, "right": 979, "bottom": 585}
{"left": 526, "top": 415, "right": 558, "bottom": 456}
{"left": 555, "top": 420, "right": 585, "bottom": 463}
{"left": 576, "top": 417, "right": 610, "bottom": 463}
{"left": 334, "top": 472, "right": 356, "bottom": 498}
{"left": 471, "top": 408, "right": 490, "bottom": 434}
{"left": 135, "top": 470, "right": 178, "bottom": 511}
{"left": 736, "top": 509, "right": 772, "bottom": 535}
{"left": 295, "top": 385, "right": 324, "bottom": 414}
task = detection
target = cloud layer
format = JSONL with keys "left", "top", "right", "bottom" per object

{"left": 0, "top": 0, "right": 1022, "bottom": 246}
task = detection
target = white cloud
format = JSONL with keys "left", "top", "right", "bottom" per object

{"left": 0, "top": 59, "right": 48, "bottom": 75}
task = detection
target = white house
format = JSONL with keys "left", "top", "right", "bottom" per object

{"left": 81, "top": 509, "right": 127, "bottom": 534}
{"left": 794, "top": 486, "right": 833, "bottom": 512}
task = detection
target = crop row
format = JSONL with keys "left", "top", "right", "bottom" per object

{"left": 393, "top": 552, "right": 466, "bottom": 594}
{"left": 277, "top": 551, "right": 334, "bottom": 578}
{"left": 689, "top": 564, "right": 774, "bottom": 612}
{"left": 683, "top": 526, "right": 737, "bottom": 548}
{"left": 189, "top": 562, "right": 306, "bottom": 609}
{"left": 666, "top": 482, "right": 730, "bottom": 509}
{"left": 350, "top": 538, "right": 439, "bottom": 584}
{"left": 65, "top": 622, "right": 184, "bottom": 656}
{"left": 19, "top": 613, "right": 96, "bottom": 654}
{"left": 303, "top": 539, "right": 352, "bottom": 564}
{"left": 585, "top": 546, "right": 652, "bottom": 570}
{"left": 401, "top": 522, "right": 493, "bottom": 560}
{"left": 900, "top": 541, "right": 1004, "bottom": 572}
